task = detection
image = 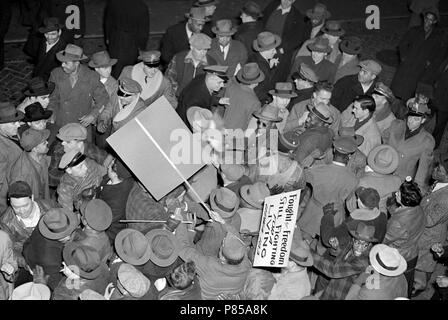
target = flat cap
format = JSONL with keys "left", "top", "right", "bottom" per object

{"left": 359, "top": 60, "right": 382, "bottom": 76}
{"left": 189, "top": 33, "right": 212, "bottom": 50}
{"left": 333, "top": 136, "right": 358, "bottom": 154}
{"left": 57, "top": 123, "right": 87, "bottom": 141}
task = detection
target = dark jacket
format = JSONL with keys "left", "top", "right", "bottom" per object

{"left": 105, "top": 0, "right": 149, "bottom": 78}
{"left": 331, "top": 74, "right": 376, "bottom": 112}
{"left": 261, "top": 1, "right": 307, "bottom": 55}
{"left": 208, "top": 38, "right": 248, "bottom": 77}
{"left": 234, "top": 21, "right": 264, "bottom": 56}
{"left": 177, "top": 74, "right": 221, "bottom": 127}
{"left": 160, "top": 22, "right": 190, "bottom": 67}
{"left": 0, "top": 134, "right": 22, "bottom": 215}
{"left": 32, "top": 37, "right": 67, "bottom": 81}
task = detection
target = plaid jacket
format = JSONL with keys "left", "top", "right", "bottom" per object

{"left": 312, "top": 245, "right": 370, "bottom": 300}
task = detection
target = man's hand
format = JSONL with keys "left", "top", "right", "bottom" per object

{"left": 269, "top": 58, "right": 279, "bottom": 68}
{"left": 33, "top": 265, "right": 50, "bottom": 285}
{"left": 328, "top": 237, "right": 339, "bottom": 250}
{"left": 436, "top": 276, "right": 448, "bottom": 288}
{"left": 431, "top": 243, "right": 444, "bottom": 257}
{"left": 79, "top": 114, "right": 96, "bottom": 127}
{"left": 97, "top": 120, "right": 109, "bottom": 133}
{"left": 219, "top": 97, "right": 230, "bottom": 106}
{"left": 323, "top": 202, "right": 337, "bottom": 216}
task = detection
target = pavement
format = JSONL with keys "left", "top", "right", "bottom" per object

{"left": 2, "top": 0, "right": 448, "bottom": 103}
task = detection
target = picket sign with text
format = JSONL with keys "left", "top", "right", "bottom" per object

{"left": 253, "top": 189, "right": 301, "bottom": 268}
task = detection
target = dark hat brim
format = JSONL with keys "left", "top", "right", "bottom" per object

{"left": 209, "top": 189, "right": 239, "bottom": 219}
{"left": 306, "top": 43, "right": 332, "bottom": 54}
{"left": 212, "top": 26, "right": 237, "bottom": 36}
{"left": 0, "top": 110, "right": 24, "bottom": 124}
{"left": 194, "top": 0, "right": 219, "bottom": 7}
{"left": 63, "top": 242, "right": 108, "bottom": 280}
{"left": 268, "top": 89, "right": 298, "bottom": 99}
{"left": 236, "top": 68, "right": 265, "bottom": 85}
{"left": 115, "top": 229, "right": 152, "bottom": 265}
{"left": 307, "top": 104, "right": 332, "bottom": 123}
{"left": 306, "top": 9, "right": 331, "bottom": 20}
{"left": 23, "top": 109, "right": 53, "bottom": 122}
{"left": 252, "top": 110, "right": 282, "bottom": 123}
{"left": 339, "top": 41, "right": 362, "bottom": 55}
{"left": 347, "top": 220, "right": 378, "bottom": 243}
{"left": 88, "top": 58, "right": 118, "bottom": 68}
{"left": 321, "top": 28, "right": 345, "bottom": 37}
{"left": 56, "top": 51, "right": 88, "bottom": 62}
{"left": 38, "top": 210, "right": 79, "bottom": 240}
{"left": 145, "top": 229, "right": 180, "bottom": 267}
{"left": 184, "top": 13, "right": 211, "bottom": 22}
{"left": 39, "top": 25, "right": 64, "bottom": 33}
{"left": 253, "top": 34, "right": 282, "bottom": 52}
{"left": 24, "top": 82, "right": 55, "bottom": 97}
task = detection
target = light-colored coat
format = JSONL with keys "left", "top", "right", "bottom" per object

{"left": 333, "top": 55, "right": 360, "bottom": 83}
{"left": 0, "top": 135, "right": 22, "bottom": 214}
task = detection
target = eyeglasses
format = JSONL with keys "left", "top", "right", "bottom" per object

{"left": 117, "top": 89, "right": 133, "bottom": 97}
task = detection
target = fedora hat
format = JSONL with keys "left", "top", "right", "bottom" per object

{"left": 0, "top": 102, "right": 24, "bottom": 124}
{"left": 194, "top": 0, "right": 219, "bottom": 7}
{"left": 145, "top": 229, "right": 180, "bottom": 267}
{"left": 348, "top": 221, "right": 378, "bottom": 243}
{"left": 253, "top": 104, "right": 282, "bottom": 123}
{"left": 289, "top": 228, "right": 313, "bottom": 267}
{"left": 11, "top": 282, "right": 51, "bottom": 300}
{"left": 20, "top": 128, "right": 50, "bottom": 152}
{"left": 81, "top": 199, "right": 113, "bottom": 231}
{"left": 278, "top": 130, "right": 300, "bottom": 151}
{"left": 56, "top": 44, "right": 88, "bottom": 62}
{"left": 269, "top": 82, "right": 298, "bottom": 98}
{"left": 242, "top": 1, "right": 263, "bottom": 19}
{"left": 23, "top": 102, "right": 52, "bottom": 122}
{"left": 321, "top": 20, "right": 345, "bottom": 37}
{"left": 63, "top": 243, "right": 108, "bottom": 279}
{"left": 115, "top": 229, "right": 152, "bottom": 265}
{"left": 291, "top": 63, "right": 319, "bottom": 83}
{"left": 38, "top": 207, "right": 79, "bottom": 240}
{"left": 333, "top": 136, "right": 358, "bottom": 154}
{"left": 236, "top": 62, "right": 265, "bottom": 85}
{"left": 338, "top": 126, "right": 364, "bottom": 146}
{"left": 210, "top": 187, "right": 239, "bottom": 219}
{"left": 212, "top": 19, "right": 237, "bottom": 36}
{"left": 307, "top": 102, "right": 333, "bottom": 124}
{"left": 253, "top": 32, "right": 281, "bottom": 52}
{"left": 339, "top": 36, "right": 362, "bottom": 55}
{"left": 370, "top": 244, "right": 407, "bottom": 277}
{"left": 24, "top": 77, "right": 55, "bottom": 96}
{"left": 307, "top": 36, "right": 331, "bottom": 53}
{"left": 186, "top": 106, "right": 213, "bottom": 132}
{"left": 306, "top": 3, "right": 331, "bottom": 20}
{"left": 240, "top": 182, "right": 270, "bottom": 209}
{"left": 185, "top": 7, "right": 210, "bottom": 22}
{"left": 88, "top": 50, "right": 117, "bottom": 68}
{"left": 367, "top": 144, "right": 399, "bottom": 175}
{"left": 39, "top": 17, "right": 64, "bottom": 33}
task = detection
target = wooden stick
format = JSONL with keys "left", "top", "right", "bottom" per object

{"left": 119, "top": 220, "right": 194, "bottom": 224}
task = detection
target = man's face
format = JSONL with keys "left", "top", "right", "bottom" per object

{"left": 204, "top": 5, "right": 217, "bottom": 16}
{"left": 10, "top": 197, "right": 34, "bottom": 219}
{"left": 61, "top": 60, "right": 78, "bottom": 74}
{"left": 313, "top": 90, "right": 331, "bottom": 105}
{"left": 207, "top": 74, "right": 225, "bottom": 92}
{"left": 44, "top": 30, "right": 61, "bottom": 45}
{"left": 191, "top": 46, "right": 208, "bottom": 61}
{"left": 95, "top": 66, "right": 112, "bottom": 79}
{"left": 432, "top": 163, "right": 447, "bottom": 182}
{"left": 34, "top": 139, "right": 49, "bottom": 154}
{"left": 352, "top": 238, "right": 370, "bottom": 257}
{"left": 323, "top": 33, "right": 339, "bottom": 45}
{"left": 358, "top": 68, "right": 375, "bottom": 84}
{"left": 280, "top": 0, "right": 295, "bottom": 10}
{"left": 273, "top": 96, "right": 290, "bottom": 109}
{"left": 61, "top": 139, "right": 81, "bottom": 153}
{"left": 423, "top": 13, "right": 437, "bottom": 31}
{"left": 352, "top": 101, "right": 369, "bottom": 120}
{"left": 305, "top": 112, "right": 321, "bottom": 128}
{"left": 406, "top": 115, "right": 425, "bottom": 131}
{"left": 372, "top": 93, "right": 386, "bottom": 111}
{"left": 28, "top": 119, "right": 47, "bottom": 131}
{"left": 311, "top": 16, "right": 324, "bottom": 27}
{"left": 67, "top": 160, "right": 88, "bottom": 178}
{"left": 35, "top": 95, "right": 50, "bottom": 108}
{"left": 0, "top": 121, "right": 21, "bottom": 137}
{"left": 262, "top": 47, "right": 277, "bottom": 60}
{"left": 311, "top": 51, "right": 326, "bottom": 63}
{"left": 188, "top": 18, "right": 205, "bottom": 33}
{"left": 217, "top": 35, "right": 231, "bottom": 48}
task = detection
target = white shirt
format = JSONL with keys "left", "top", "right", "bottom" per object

{"left": 310, "top": 24, "right": 323, "bottom": 39}
{"left": 45, "top": 40, "right": 59, "bottom": 53}
{"left": 361, "top": 82, "right": 372, "bottom": 94}
{"left": 220, "top": 45, "right": 230, "bottom": 60}
{"left": 277, "top": 5, "right": 292, "bottom": 15}
{"left": 17, "top": 202, "right": 41, "bottom": 228}
{"left": 185, "top": 23, "right": 193, "bottom": 40}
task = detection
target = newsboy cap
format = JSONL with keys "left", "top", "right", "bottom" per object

{"left": 57, "top": 123, "right": 87, "bottom": 141}
{"left": 189, "top": 33, "right": 212, "bottom": 50}
{"left": 359, "top": 60, "right": 382, "bottom": 76}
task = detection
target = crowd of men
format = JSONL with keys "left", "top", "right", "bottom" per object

{"left": 1, "top": 0, "right": 448, "bottom": 300}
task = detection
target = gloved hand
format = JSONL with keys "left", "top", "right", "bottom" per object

{"left": 33, "top": 265, "right": 49, "bottom": 285}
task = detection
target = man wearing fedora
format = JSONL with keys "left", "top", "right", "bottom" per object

{"left": 345, "top": 244, "right": 408, "bottom": 300}
{"left": 104, "top": 0, "right": 149, "bottom": 78}
{"left": 47, "top": 43, "right": 109, "bottom": 142}
{"left": 304, "top": 3, "right": 331, "bottom": 40}
{"left": 333, "top": 36, "right": 362, "bottom": 83}
{"left": 298, "top": 136, "right": 359, "bottom": 241}
{"left": 57, "top": 149, "right": 106, "bottom": 212}
{"left": 208, "top": 19, "right": 248, "bottom": 77}
{"left": 222, "top": 62, "right": 263, "bottom": 130}
{"left": 119, "top": 50, "right": 177, "bottom": 109}
{"left": 262, "top": 0, "right": 307, "bottom": 63}
{"left": 166, "top": 32, "right": 218, "bottom": 97}
{"left": 247, "top": 31, "right": 285, "bottom": 104}
{"left": 33, "top": 17, "right": 67, "bottom": 82}
{"left": 177, "top": 65, "right": 228, "bottom": 126}
{"left": 311, "top": 221, "right": 377, "bottom": 299}
{"left": 371, "top": 82, "right": 397, "bottom": 137}
{"left": 331, "top": 59, "right": 381, "bottom": 112}
{"left": 285, "top": 81, "right": 341, "bottom": 135}
{"left": 18, "top": 102, "right": 58, "bottom": 148}
{"left": 17, "top": 77, "right": 54, "bottom": 113}
{"left": 193, "top": 0, "right": 219, "bottom": 37}
{"left": 289, "top": 63, "right": 319, "bottom": 107}
{"left": 266, "top": 82, "right": 298, "bottom": 133}
{"left": 237, "top": 182, "right": 270, "bottom": 235}
{"left": 383, "top": 102, "right": 435, "bottom": 192}
{"left": 235, "top": 1, "right": 264, "bottom": 55}
{"left": 0, "top": 102, "right": 24, "bottom": 215}
{"left": 9, "top": 128, "right": 51, "bottom": 201}
{"left": 290, "top": 35, "right": 337, "bottom": 83}
{"left": 160, "top": 7, "right": 209, "bottom": 67}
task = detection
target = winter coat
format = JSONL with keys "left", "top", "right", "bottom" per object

{"left": 208, "top": 38, "right": 248, "bottom": 77}
{"left": 160, "top": 22, "right": 190, "bottom": 67}
{"left": 234, "top": 21, "right": 264, "bottom": 55}
{"left": 331, "top": 74, "right": 376, "bottom": 112}
{"left": 0, "top": 135, "right": 22, "bottom": 215}
{"left": 32, "top": 37, "right": 68, "bottom": 81}
{"left": 289, "top": 55, "right": 337, "bottom": 83}
{"left": 333, "top": 56, "right": 360, "bottom": 84}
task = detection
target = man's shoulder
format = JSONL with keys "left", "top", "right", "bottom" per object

{"left": 165, "top": 22, "right": 186, "bottom": 35}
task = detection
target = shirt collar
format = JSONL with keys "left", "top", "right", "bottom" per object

{"left": 185, "top": 23, "right": 193, "bottom": 39}
{"left": 277, "top": 5, "right": 292, "bottom": 15}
